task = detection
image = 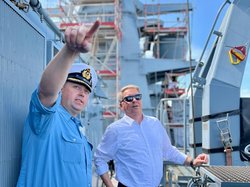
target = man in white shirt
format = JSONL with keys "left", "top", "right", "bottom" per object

{"left": 94, "top": 84, "right": 208, "bottom": 187}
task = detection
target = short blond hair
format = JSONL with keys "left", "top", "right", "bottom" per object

{"left": 118, "top": 84, "right": 140, "bottom": 102}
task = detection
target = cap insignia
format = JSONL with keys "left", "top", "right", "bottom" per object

{"left": 82, "top": 68, "right": 92, "bottom": 81}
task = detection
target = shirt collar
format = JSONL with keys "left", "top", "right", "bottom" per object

{"left": 124, "top": 114, "right": 144, "bottom": 125}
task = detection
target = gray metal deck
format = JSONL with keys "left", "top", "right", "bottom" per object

{"left": 200, "top": 166, "right": 250, "bottom": 187}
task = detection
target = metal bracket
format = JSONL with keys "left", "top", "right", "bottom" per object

{"left": 10, "top": 0, "right": 29, "bottom": 13}
{"left": 216, "top": 114, "right": 233, "bottom": 151}
{"left": 192, "top": 61, "right": 206, "bottom": 89}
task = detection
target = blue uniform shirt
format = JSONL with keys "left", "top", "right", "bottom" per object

{"left": 94, "top": 115, "right": 187, "bottom": 187}
{"left": 17, "top": 89, "right": 92, "bottom": 187}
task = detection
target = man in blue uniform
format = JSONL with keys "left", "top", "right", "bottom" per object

{"left": 17, "top": 21, "right": 100, "bottom": 187}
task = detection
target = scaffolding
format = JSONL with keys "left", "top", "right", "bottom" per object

{"left": 42, "top": 0, "right": 191, "bottom": 125}
{"left": 43, "top": 0, "right": 121, "bottom": 123}
{"left": 141, "top": 1, "right": 190, "bottom": 100}
{"left": 142, "top": 2, "right": 189, "bottom": 60}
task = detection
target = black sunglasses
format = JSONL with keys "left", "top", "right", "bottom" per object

{"left": 121, "top": 94, "right": 142, "bottom": 103}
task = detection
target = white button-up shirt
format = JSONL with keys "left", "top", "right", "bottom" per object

{"left": 94, "top": 114, "right": 187, "bottom": 187}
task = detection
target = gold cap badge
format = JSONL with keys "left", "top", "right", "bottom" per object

{"left": 82, "top": 68, "right": 92, "bottom": 81}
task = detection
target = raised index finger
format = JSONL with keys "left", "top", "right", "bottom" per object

{"left": 86, "top": 20, "right": 100, "bottom": 38}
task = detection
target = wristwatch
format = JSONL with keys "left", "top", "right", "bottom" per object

{"left": 190, "top": 159, "right": 195, "bottom": 169}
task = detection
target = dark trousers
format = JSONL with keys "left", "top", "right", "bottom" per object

{"left": 118, "top": 182, "right": 126, "bottom": 187}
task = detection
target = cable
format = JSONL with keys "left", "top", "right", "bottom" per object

{"left": 186, "top": 0, "right": 196, "bottom": 156}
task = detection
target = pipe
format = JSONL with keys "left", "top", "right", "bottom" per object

{"left": 196, "top": 0, "right": 231, "bottom": 70}
{"left": 29, "top": 0, "right": 64, "bottom": 41}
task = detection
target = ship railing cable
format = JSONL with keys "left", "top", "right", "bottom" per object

{"left": 186, "top": 0, "right": 196, "bottom": 156}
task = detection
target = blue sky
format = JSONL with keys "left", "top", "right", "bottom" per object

{"left": 189, "top": 0, "right": 226, "bottom": 57}
{"left": 142, "top": 0, "right": 250, "bottom": 96}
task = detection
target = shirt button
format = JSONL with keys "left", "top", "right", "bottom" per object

{"left": 71, "top": 117, "right": 75, "bottom": 122}
{"left": 73, "top": 138, "right": 76, "bottom": 142}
